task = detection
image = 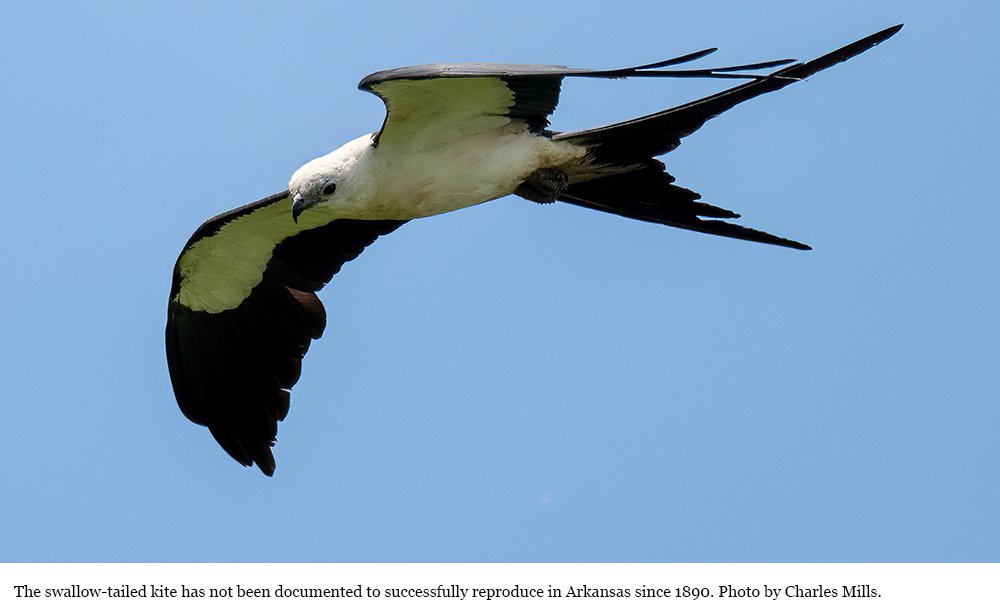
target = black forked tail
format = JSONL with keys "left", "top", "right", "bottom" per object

{"left": 560, "top": 161, "right": 812, "bottom": 250}
{"left": 553, "top": 25, "right": 901, "bottom": 249}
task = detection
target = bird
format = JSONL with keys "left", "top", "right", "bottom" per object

{"left": 166, "top": 25, "right": 901, "bottom": 475}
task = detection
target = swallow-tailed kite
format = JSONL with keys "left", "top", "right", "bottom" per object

{"left": 167, "top": 25, "right": 901, "bottom": 475}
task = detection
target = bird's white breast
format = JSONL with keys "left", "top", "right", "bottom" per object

{"left": 353, "top": 124, "right": 586, "bottom": 221}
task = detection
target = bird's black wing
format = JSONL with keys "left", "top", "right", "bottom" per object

{"left": 555, "top": 25, "right": 903, "bottom": 162}
{"left": 166, "top": 191, "right": 405, "bottom": 475}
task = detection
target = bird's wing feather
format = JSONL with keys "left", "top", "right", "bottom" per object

{"left": 360, "top": 64, "right": 566, "bottom": 140}
{"left": 166, "top": 191, "right": 405, "bottom": 475}
{"left": 554, "top": 24, "right": 903, "bottom": 162}
{"left": 358, "top": 53, "right": 799, "bottom": 148}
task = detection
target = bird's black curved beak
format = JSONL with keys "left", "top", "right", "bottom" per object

{"left": 291, "top": 192, "right": 313, "bottom": 224}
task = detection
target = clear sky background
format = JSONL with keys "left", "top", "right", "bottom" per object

{"left": 2, "top": 1, "right": 997, "bottom": 562}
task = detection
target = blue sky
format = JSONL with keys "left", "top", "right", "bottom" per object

{"left": 2, "top": 1, "right": 997, "bottom": 562}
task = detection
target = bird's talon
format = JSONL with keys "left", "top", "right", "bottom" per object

{"left": 515, "top": 168, "right": 569, "bottom": 204}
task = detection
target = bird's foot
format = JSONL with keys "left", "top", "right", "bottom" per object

{"left": 515, "top": 168, "right": 569, "bottom": 204}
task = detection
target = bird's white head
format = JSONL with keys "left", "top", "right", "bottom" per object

{"left": 288, "top": 133, "right": 374, "bottom": 223}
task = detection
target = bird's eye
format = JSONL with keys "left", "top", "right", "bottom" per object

{"left": 322, "top": 183, "right": 337, "bottom": 196}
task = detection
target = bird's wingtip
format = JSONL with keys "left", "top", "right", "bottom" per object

{"left": 875, "top": 23, "right": 904, "bottom": 43}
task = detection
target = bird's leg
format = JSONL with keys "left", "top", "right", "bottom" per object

{"left": 514, "top": 168, "right": 569, "bottom": 204}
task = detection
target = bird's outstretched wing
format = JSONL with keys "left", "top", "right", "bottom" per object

{"left": 358, "top": 52, "right": 796, "bottom": 147}
{"left": 357, "top": 25, "right": 899, "bottom": 252}
{"left": 556, "top": 24, "right": 903, "bottom": 162}
{"left": 166, "top": 191, "right": 404, "bottom": 475}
